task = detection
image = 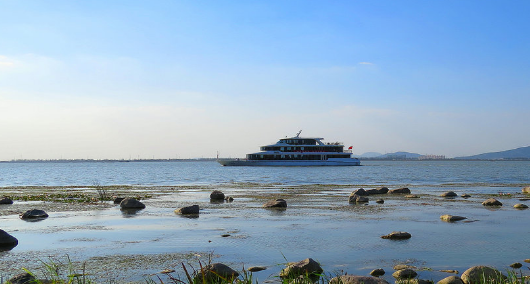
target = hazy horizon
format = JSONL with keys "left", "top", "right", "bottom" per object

{"left": 2, "top": 1, "right": 529, "bottom": 161}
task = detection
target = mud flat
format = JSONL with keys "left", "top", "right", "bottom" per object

{"left": 1, "top": 184, "right": 529, "bottom": 283}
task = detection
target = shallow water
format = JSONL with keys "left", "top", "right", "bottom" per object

{"left": 1, "top": 161, "right": 529, "bottom": 282}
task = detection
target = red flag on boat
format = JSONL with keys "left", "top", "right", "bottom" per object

{"left": 348, "top": 146, "right": 353, "bottom": 150}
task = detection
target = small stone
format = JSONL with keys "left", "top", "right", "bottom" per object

{"left": 440, "top": 215, "right": 467, "bottom": 222}
{"left": 513, "top": 204, "right": 528, "bottom": 209}
{"left": 482, "top": 198, "right": 502, "bottom": 206}
{"left": 461, "top": 194, "right": 471, "bottom": 198}
{"left": 370, "top": 268, "right": 385, "bottom": 277}
{"left": 376, "top": 199, "right": 385, "bottom": 204}
{"left": 225, "top": 196, "right": 234, "bottom": 202}
{"left": 221, "top": 234, "right": 230, "bottom": 237}
{"left": 510, "top": 262, "right": 522, "bottom": 269}
{"left": 525, "top": 259, "right": 530, "bottom": 263}
{"left": 160, "top": 269, "right": 175, "bottom": 274}
{"left": 392, "top": 268, "right": 417, "bottom": 279}
{"left": 381, "top": 231, "right": 411, "bottom": 240}
{"left": 248, "top": 266, "right": 267, "bottom": 272}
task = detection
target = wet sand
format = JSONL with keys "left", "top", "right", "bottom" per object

{"left": 1, "top": 184, "right": 529, "bottom": 283}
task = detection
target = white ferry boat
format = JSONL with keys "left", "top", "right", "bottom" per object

{"left": 218, "top": 131, "right": 361, "bottom": 166}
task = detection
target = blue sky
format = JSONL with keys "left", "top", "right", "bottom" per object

{"left": 1, "top": 0, "right": 529, "bottom": 160}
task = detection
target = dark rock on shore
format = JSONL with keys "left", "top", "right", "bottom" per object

{"left": 280, "top": 258, "right": 323, "bottom": 279}
{"left": 20, "top": 209, "right": 49, "bottom": 220}
{"left": 389, "top": 188, "right": 411, "bottom": 194}
{"left": 263, "top": 199, "right": 287, "bottom": 208}
{"left": 481, "top": 198, "right": 502, "bottom": 206}
{"left": 441, "top": 191, "right": 457, "bottom": 197}
{"left": 366, "top": 187, "right": 389, "bottom": 195}
{"left": 210, "top": 190, "right": 225, "bottom": 200}
{"left": 437, "top": 276, "right": 464, "bottom": 284}
{"left": 113, "top": 197, "right": 125, "bottom": 204}
{"left": 175, "top": 205, "right": 199, "bottom": 215}
{"left": 0, "top": 197, "right": 13, "bottom": 204}
{"left": 440, "top": 215, "right": 467, "bottom": 222}
{"left": 330, "top": 275, "right": 390, "bottom": 284}
{"left": 194, "top": 263, "right": 239, "bottom": 283}
{"left": 460, "top": 266, "right": 506, "bottom": 284}
{"left": 392, "top": 268, "right": 417, "bottom": 279}
{"left": 0, "top": 229, "right": 18, "bottom": 251}
{"left": 381, "top": 231, "right": 411, "bottom": 240}
{"left": 120, "top": 198, "right": 146, "bottom": 209}
{"left": 370, "top": 268, "right": 385, "bottom": 277}
{"left": 351, "top": 188, "right": 369, "bottom": 196}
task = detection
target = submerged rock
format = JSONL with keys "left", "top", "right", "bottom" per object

{"left": 20, "top": 209, "right": 49, "bottom": 220}
{"left": 0, "top": 197, "right": 13, "bottom": 204}
{"left": 330, "top": 275, "right": 390, "bottom": 284}
{"left": 510, "top": 262, "right": 522, "bottom": 269}
{"left": 481, "top": 198, "right": 502, "bottom": 206}
{"left": 175, "top": 204, "right": 199, "bottom": 215}
{"left": 263, "top": 199, "right": 287, "bottom": 208}
{"left": 441, "top": 191, "right": 458, "bottom": 197}
{"left": 381, "top": 231, "right": 411, "bottom": 240}
{"left": 351, "top": 188, "right": 369, "bottom": 196}
{"left": 120, "top": 198, "right": 146, "bottom": 209}
{"left": 404, "top": 194, "right": 420, "bottom": 198}
{"left": 460, "top": 265, "right": 506, "bottom": 284}
{"left": 461, "top": 194, "right": 471, "bottom": 198}
{"left": 389, "top": 188, "right": 411, "bottom": 194}
{"left": 392, "top": 268, "right": 417, "bottom": 279}
{"left": 513, "top": 203, "right": 528, "bottom": 209}
{"left": 366, "top": 187, "right": 389, "bottom": 195}
{"left": 440, "top": 215, "right": 467, "bottom": 222}
{"left": 376, "top": 199, "right": 385, "bottom": 204}
{"left": 370, "top": 268, "right": 385, "bottom": 277}
{"left": 248, "top": 266, "right": 267, "bottom": 272}
{"left": 280, "top": 258, "right": 323, "bottom": 279}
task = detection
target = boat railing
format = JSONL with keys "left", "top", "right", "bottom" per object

{"left": 344, "top": 149, "right": 353, "bottom": 153}
{"left": 325, "top": 142, "right": 343, "bottom": 146}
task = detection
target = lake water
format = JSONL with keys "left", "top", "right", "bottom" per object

{"left": 1, "top": 160, "right": 529, "bottom": 283}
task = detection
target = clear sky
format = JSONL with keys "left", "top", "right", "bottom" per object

{"left": 1, "top": 0, "right": 529, "bottom": 160}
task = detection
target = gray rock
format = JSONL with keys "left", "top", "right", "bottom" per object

{"left": 481, "top": 198, "right": 502, "bottom": 206}
{"left": 263, "top": 199, "right": 287, "bottom": 208}
{"left": 522, "top": 186, "right": 530, "bottom": 194}
{"left": 6, "top": 272, "right": 36, "bottom": 284}
{"left": 460, "top": 266, "right": 506, "bottom": 284}
{"left": 330, "top": 275, "right": 390, "bottom": 284}
{"left": 513, "top": 203, "right": 528, "bottom": 209}
{"left": 175, "top": 205, "right": 199, "bottom": 215}
{"left": 194, "top": 263, "right": 239, "bottom": 283}
{"left": 210, "top": 190, "right": 225, "bottom": 200}
{"left": 366, "top": 187, "right": 389, "bottom": 195}
{"left": 0, "top": 197, "right": 13, "bottom": 204}
{"left": 20, "top": 209, "right": 49, "bottom": 219}
{"left": 437, "top": 276, "right": 464, "bottom": 284}
{"left": 279, "top": 258, "right": 323, "bottom": 278}
{"left": 381, "top": 231, "right": 411, "bottom": 240}
{"left": 392, "top": 268, "right": 417, "bottom": 279}
{"left": 370, "top": 268, "right": 385, "bottom": 277}
{"left": 389, "top": 188, "right": 411, "bottom": 194}
{"left": 440, "top": 215, "right": 467, "bottom": 222}
{"left": 441, "top": 191, "right": 458, "bottom": 197}
{"left": 0, "top": 229, "right": 18, "bottom": 250}
{"left": 120, "top": 198, "right": 146, "bottom": 209}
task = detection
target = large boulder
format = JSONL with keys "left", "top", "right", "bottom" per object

{"left": 20, "top": 209, "right": 49, "bottom": 220}
{"left": 0, "top": 197, "right": 13, "bottom": 204}
{"left": 120, "top": 198, "right": 146, "bottom": 209}
{"left": 440, "top": 215, "right": 467, "bottom": 222}
{"left": 437, "top": 276, "right": 464, "bottom": 284}
{"left": 381, "top": 231, "right": 411, "bottom": 240}
{"left": 389, "top": 188, "right": 411, "bottom": 194}
{"left": 279, "top": 258, "right": 323, "bottom": 279}
{"left": 522, "top": 186, "right": 530, "bottom": 194}
{"left": 366, "top": 187, "right": 389, "bottom": 195}
{"left": 460, "top": 266, "right": 506, "bottom": 284}
{"left": 330, "top": 275, "right": 390, "bottom": 284}
{"left": 194, "top": 263, "right": 239, "bottom": 283}
{"left": 0, "top": 229, "right": 18, "bottom": 250}
{"left": 175, "top": 205, "right": 200, "bottom": 215}
{"left": 210, "top": 190, "right": 225, "bottom": 200}
{"left": 481, "top": 198, "right": 502, "bottom": 206}
{"left": 263, "top": 199, "right": 287, "bottom": 208}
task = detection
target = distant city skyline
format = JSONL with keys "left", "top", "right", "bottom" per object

{"left": 1, "top": 1, "right": 529, "bottom": 160}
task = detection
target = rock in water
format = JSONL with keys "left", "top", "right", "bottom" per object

{"left": 381, "top": 231, "right": 412, "bottom": 240}
{"left": 263, "top": 199, "right": 287, "bottom": 208}
{"left": 481, "top": 198, "right": 502, "bottom": 206}
{"left": 280, "top": 258, "right": 323, "bottom": 279}
{"left": 460, "top": 266, "right": 506, "bottom": 284}
{"left": 389, "top": 188, "right": 411, "bottom": 194}
{"left": 120, "top": 198, "right": 146, "bottom": 209}
{"left": 370, "top": 268, "right": 385, "bottom": 277}
{"left": 392, "top": 268, "right": 417, "bottom": 279}
{"left": 0, "top": 229, "right": 18, "bottom": 250}
{"left": 175, "top": 204, "right": 199, "bottom": 214}
{"left": 210, "top": 190, "right": 225, "bottom": 200}
{"left": 194, "top": 263, "right": 239, "bottom": 283}
{"left": 440, "top": 215, "right": 467, "bottom": 222}
{"left": 437, "top": 276, "right": 464, "bottom": 284}
{"left": 441, "top": 191, "right": 458, "bottom": 197}
{"left": 330, "top": 275, "right": 390, "bottom": 284}
{"left": 0, "top": 197, "right": 13, "bottom": 204}
{"left": 20, "top": 209, "right": 49, "bottom": 220}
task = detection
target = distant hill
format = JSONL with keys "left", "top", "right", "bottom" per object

{"left": 455, "top": 146, "right": 530, "bottom": 160}
{"left": 377, "top": 151, "right": 422, "bottom": 159}
{"left": 353, "top": 152, "right": 383, "bottom": 158}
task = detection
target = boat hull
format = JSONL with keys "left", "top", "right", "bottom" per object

{"left": 217, "top": 158, "right": 361, "bottom": 167}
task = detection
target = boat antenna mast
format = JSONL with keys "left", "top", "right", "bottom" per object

{"left": 295, "top": 130, "right": 302, "bottom": 138}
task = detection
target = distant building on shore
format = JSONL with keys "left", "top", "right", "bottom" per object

{"left": 418, "top": 155, "right": 446, "bottom": 160}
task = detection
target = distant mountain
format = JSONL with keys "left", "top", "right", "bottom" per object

{"left": 377, "top": 151, "right": 422, "bottom": 159}
{"left": 455, "top": 146, "right": 530, "bottom": 160}
{"left": 353, "top": 152, "right": 383, "bottom": 158}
